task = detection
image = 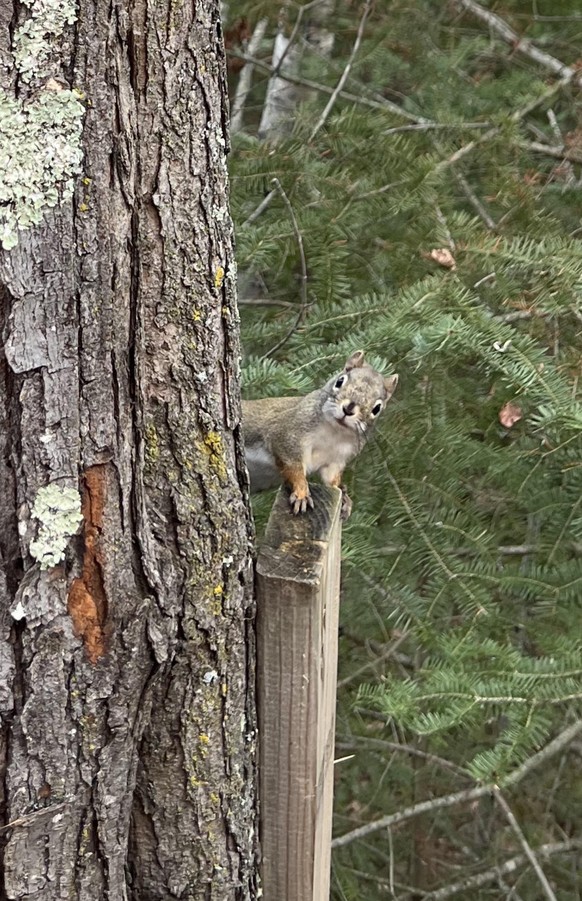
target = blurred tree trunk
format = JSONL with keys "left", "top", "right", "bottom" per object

{"left": 0, "top": 1, "right": 257, "bottom": 899}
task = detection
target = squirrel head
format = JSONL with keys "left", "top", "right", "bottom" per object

{"left": 321, "top": 350, "right": 398, "bottom": 437}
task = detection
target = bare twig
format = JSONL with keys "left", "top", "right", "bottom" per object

{"left": 238, "top": 297, "right": 297, "bottom": 308}
{"left": 419, "top": 840, "right": 582, "bottom": 900}
{"left": 435, "top": 74, "right": 576, "bottom": 173}
{"left": 383, "top": 122, "right": 492, "bottom": 136}
{"left": 0, "top": 802, "right": 67, "bottom": 834}
{"left": 493, "top": 788, "right": 558, "bottom": 901}
{"left": 308, "top": 0, "right": 372, "bottom": 141}
{"left": 547, "top": 109, "right": 563, "bottom": 144}
{"left": 454, "top": 0, "right": 582, "bottom": 87}
{"left": 523, "top": 140, "right": 582, "bottom": 165}
{"left": 332, "top": 719, "right": 582, "bottom": 848}
{"left": 453, "top": 169, "right": 497, "bottom": 230}
{"left": 242, "top": 188, "right": 277, "bottom": 227}
{"left": 261, "top": 178, "right": 309, "bottom": 359}
{"left": 332, "top": 784, "right": 492, "bottom": 849}
{"left": 497, "top": 875, "right": 527, "bottom": 901}
{"left": 495, "top": 310, "right": 550, "bottom": 324}
{"left": 336, "top": 736, "right": 469, "bottom": 777}
{"left": 546, "top": 109, "right": 576, "bottom": 183}
{"left": 271, "top": 0, "right": 328, "bottom": 80}
{"left": 336, "top": 631, "right": 409, "bottom": 688}
{"left": 229, "top": 50, "right": 431, "bottom": 122}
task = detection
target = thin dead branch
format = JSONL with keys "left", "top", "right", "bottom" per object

{"left": 261, "top": 177, "right": 310, "bottom": 359}
{"left": 454, "top": 0, "right": 582, "bottom": 87}
{"left": 435, "top": 74, "right": 577, "bottom": 172}
{"left": 453, "top": 170, "right": 497, "bottom": 230}
{"left": 419, "top": 839, "right": 582, "bottom": 900}
{"left": 493, "top": 788, "right": 558, "bottom": 901}
{"left": 332, "top": 719, "right": 582, "bottom": 848}
{"left": 308, "top": 0, "right": 372, "bottom": 141}
{"left": 523, "top": 140, "right": 582, "bottom": 165}
{"left": 229, "top": 50, "right": 432, "bottom": 122}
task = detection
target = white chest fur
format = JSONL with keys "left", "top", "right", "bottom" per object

{"left": 303, "top": 420, "right": 359, "bottom": 475}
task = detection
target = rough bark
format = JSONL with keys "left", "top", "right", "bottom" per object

{"left": 0, "top": 1, "right": 257, "bottom": 899}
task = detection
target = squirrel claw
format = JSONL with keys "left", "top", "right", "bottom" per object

{"left": 289, "top": 491, "right": 314, "bottom": 515}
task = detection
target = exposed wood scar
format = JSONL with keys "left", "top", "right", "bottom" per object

{"left": 68, "top": 465, "right": 109, "bottom": 663}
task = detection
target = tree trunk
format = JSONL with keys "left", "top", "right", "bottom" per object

{"left": 0, "top": 1, "right": 257, "bottom": 899}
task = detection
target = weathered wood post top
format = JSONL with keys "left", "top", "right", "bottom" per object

{"left": 257, "top": 484, "right": 342, "bottom": 901}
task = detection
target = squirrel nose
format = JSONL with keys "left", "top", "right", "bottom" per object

{"left": 343, "top": 401, "right": 356, "bottom": 416}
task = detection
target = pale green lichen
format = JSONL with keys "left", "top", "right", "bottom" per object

{"left": 0, "top": 88, "right": 84, "bottom": 249}
{"left": 14, "top": 0, "right": 78, "bottom": 82}
{"left": 0, "top": 0, "right": 84, "bottom": 250}
{"left": 29, "top": 484, "right": 83, "bottom": 569}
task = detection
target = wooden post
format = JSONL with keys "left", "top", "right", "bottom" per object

{"left": 256, "top": 484, "right": 342, "bottom": 901}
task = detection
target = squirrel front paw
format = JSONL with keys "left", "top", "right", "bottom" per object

{"left": 289, "top": 488, "right": 314, "bottom": 515}
{"left": 340, "top": 486, "right": 353, "bottom": 521}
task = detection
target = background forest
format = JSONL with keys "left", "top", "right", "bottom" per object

{"left": 226, "top": 1, "right": 582, "bottom": 898}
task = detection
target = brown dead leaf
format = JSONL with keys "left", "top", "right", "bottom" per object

{"left": 423, "top": 247, "right": 457, "bottom": 270}
{"left": 499, "top": 401, "right": 522, "bottom": 429}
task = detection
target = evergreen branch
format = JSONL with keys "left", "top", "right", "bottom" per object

{"left": 308, "top": 0, "right": 372, "bottom": 142}
{"left": 418, "top": 839, "right": 582, "bottom": 900}
{"left": 453, "top": 0, "right": 582, "bottom": 88}
{"left": 332, "top": 719, "right": 582, "bottom": 848}
{"left": 492, "top": 788, "right": 558, "bottom": 901}
{"left": 384, "top": 468, "right": 486, "bottom": 616}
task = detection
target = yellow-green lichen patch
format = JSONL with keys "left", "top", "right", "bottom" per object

{"left": 210, "top": 584, "right": 223, "bottom": 616}
{"left": 214, "top": 266, "right": 225, "bottom": 289}
{"left": 199, "top": 431, "right": 228, "bottom": 482}
{"left": 144, "top": 422, "right": 161, "bottom": 465}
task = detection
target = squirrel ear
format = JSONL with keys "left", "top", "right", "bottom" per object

{"left": 345, "top": 350, "right": 365, "bottom": 371}
{"left": 384, "top": 374, "right": 399, "bottom": 398}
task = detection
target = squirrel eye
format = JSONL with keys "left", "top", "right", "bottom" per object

{"left": 371, "top": 401, "right": 383, "bottom": 417}
{"left": 334, "top": 374, "right": 347, "bottom": 390}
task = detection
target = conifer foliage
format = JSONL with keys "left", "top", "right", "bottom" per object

{"left": 227, "top": 1, "right": 582, "bottom": 896}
